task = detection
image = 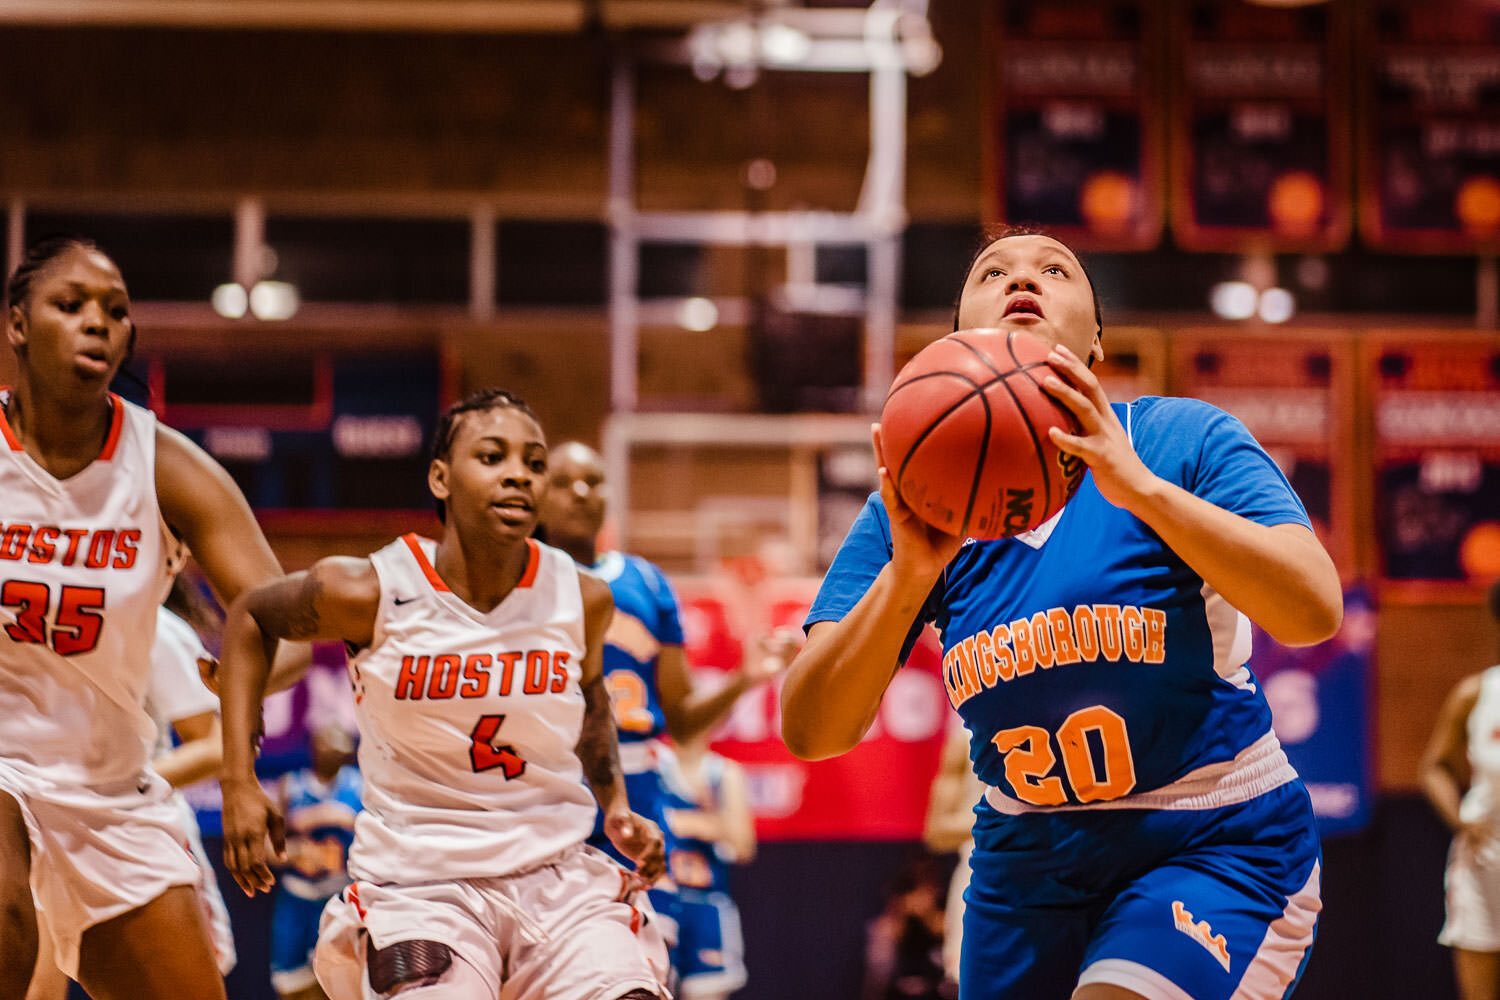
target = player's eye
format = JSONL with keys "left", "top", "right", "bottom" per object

{"left": 981, "top": 267, "right": 1003, "bottom": 282}
{"left": 478, "top": 450, "right": 502, "bottom": 464}
{"left": 55, "top": 299, "right": 81, "bottom": 313}
{"left": 110, "top": 306, "right": 129, "bottom": 320}
{"left": 529, "top": 458, "right": 547, "bottom": 473}
{"left": 1044, "top": 265, "right": 1067, "bottom": 276}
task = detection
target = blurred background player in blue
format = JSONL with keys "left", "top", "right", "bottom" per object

{"left": 537, "top": 441, "right": 784, "bottom": 984}
{"left": 658, "top": 732, "right": 756, "bottom": 1000}
{"left": 269, "top": 723, "right": 362, "bottom": 1000}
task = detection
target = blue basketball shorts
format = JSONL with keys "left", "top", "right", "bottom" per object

{"left": 270, "top": 889, "right": 333, "bottom": 988}
{"left": 960, "top": 781, "right": 1321, "bottom": 1000}
{"left": 672, "top": 889, "right": 747, "bottom": 999}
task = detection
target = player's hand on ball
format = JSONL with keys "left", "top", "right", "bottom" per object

{"left": 872, "top": 424, "right": 967, "bottom": 582}
{"left": 220, "top": 776, "right": 287, "bottom": 897}
{"left": 605, "top": 809, "right": 666, "bottom": 884}
{"left": 1040, "top": 344, "right": 1157, "bottom": 511}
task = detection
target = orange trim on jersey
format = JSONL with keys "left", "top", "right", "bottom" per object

{"left": 346, "top": 883, "right": 367, "bottom": 921}
{"left": 402, "top": 533, "right": 452, "bottom": 593}
{"left": 97, "top": 394, "right": 126, "bottom": 461}
{"left": 0, "top": 389, "right": 20, "bottom": 451}
{"left": 517, "top": 538, "right": 540, "bottom": 588}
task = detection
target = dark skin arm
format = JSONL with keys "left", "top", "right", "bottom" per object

{"left": 659, "top": 630, "right": 795, "bottom": 745}
{"left": 578, "top": 572, "right": 666, "bottom": 882}
{"left": 218, "top": 557, "right": 379, "bottom": 896}
{"left": 156, "top": 425, "right": 283, "bottom": 619}
{"left": 1421, "top": 673, "right": 1482, "bottom": 838}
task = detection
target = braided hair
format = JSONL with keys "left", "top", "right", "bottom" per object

{"left": 429, "top": 387, "right": 541, "bottom": 523}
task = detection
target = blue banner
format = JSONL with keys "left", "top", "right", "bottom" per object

{"left": 1252, "top": 586, "right": 1374, "bottom": 837}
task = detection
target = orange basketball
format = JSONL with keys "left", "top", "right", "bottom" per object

{"left": 879, "top": 329, "right": 1086, "bottom": 539}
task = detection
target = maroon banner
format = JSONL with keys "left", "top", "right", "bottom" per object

{"left": 1171, "top": 0, "right": 1350, "bottom": 251}
{"left": 987, "top": 0, "right": 1164, "bottom": 249}
{"left": 1367, "top": 334, "right": 1500, "bottom": 593}
{"left": 1360, "top": 6, "right": 1500, "bottom": 252}
{"left": 1172, "top": 332, "right": 1357, "bottom": 579}
{"left": 677, "top": 576, "right": 948, "bottom": 842}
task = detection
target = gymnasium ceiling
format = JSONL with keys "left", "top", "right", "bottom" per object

{"left": 0, "top": 1, "right": 803, "bottom": 33}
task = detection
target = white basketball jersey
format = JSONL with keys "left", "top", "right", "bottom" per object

{"left": 347, "top": 534, "right": 597, "bottom": 884}
{"left": 1461, "top": 665, "right": 1500, "bottom": 830}
{"left": 0, "top": 394, "right": 175, "bottom": 786}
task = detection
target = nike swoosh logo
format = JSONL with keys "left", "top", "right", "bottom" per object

{"left": 393, "top": 595, "right": 421, "bottom": 606}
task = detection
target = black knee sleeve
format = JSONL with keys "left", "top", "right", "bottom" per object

{"left": 366, "top": 938, "right": 453, "bottom": 994}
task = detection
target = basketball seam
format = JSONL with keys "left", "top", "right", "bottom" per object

{"left": 1001, "top": 333, "right": 1055, "bottom": 514}
{"left": 960, "top": 385, "right": 993, "bottom": 537}
{"left": 884, "top": 369, "right": 992, "bottom": 405}
{"left": 895, "top": 384, "right": 990, "bottom": 501}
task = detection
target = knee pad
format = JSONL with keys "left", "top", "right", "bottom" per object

{"left": 366, "top": 938, "right": 453, "bottom": 996}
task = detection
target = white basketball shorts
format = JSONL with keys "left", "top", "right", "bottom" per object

{"left": 316, "top": 842, "right": 671, "bottom": 1000}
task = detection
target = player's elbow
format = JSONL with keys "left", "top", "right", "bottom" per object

{"left": 1267, "top": 593, "right": 1343, "bottom": 647}
{"left": 779, "top": 702, "right": 858, "bottom": 761}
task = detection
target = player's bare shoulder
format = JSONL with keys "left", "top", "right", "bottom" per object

{"left": 576, "top": 565, "right": 615, "bottom": 619}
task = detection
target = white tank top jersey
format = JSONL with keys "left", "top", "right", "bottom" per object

{"left": 0, "top": 393, "right": 175, "bottom": 787}
{"left": 1460, "top": 665, "right": 1500, "bottom": 831}
{"left": 347, "top": 534, "right": 598, "bottom": 884}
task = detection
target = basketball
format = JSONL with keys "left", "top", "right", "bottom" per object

{"left": 879, "top": 329, "right": 1087, "bottom": 539}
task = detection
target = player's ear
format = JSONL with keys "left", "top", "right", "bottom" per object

{"left": 7, "top": 304, "right": 27, "bottom": 355}
{"left": 428, "top": 458, "right": 452, "bottom": 507}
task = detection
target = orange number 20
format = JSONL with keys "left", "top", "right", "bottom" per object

{"left": 990, "top": 705, "right": 1136, "bottom": 806}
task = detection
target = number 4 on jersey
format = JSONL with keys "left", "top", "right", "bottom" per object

{"left": 469, "top": 714, "right": 526, "bottom": 778}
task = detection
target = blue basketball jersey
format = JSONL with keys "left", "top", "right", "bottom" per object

{"left": 808, "top": 397, "right": 1312, "bottom": 808}
{"left": 659, "top": 750, "right": 734, "bottom": 896}
{"left": 279, "top": 765, "right": 363, "bottom": 900}
{"left": 592, "top": 551, "right": 685, "bottom": 745}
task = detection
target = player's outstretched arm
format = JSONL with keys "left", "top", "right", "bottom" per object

{"left": 218, "top": 558, "right": 378, "bottom": 897}
{"left": 659, "top": 633, "right": 790, "bottom": 745}
{"left": 782, "top": 426, "right": 966, "bottom": 761}
{"left": 1042, "top": 344, "right": 1342, "bottom": 646}
{"left": 577, "top": 573, "right": 666, "bottom": 881}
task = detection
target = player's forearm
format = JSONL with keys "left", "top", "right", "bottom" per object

{"left": 1126, "top": 478, "right": 1342, "bottom": 646}
{"left": 154, "top": 738, "right": 222, "bottom": 788}
{"left": 668, "top": 673, "right": 753, "bottom": 744}
{"left": 218, "top": 599, "right": 278, "bottom": 783}
{"left": 781, "top": 563, "right": 935, "bottom": 759}
{"left": 578, "top": 673, "right": 629, "bottom": 814}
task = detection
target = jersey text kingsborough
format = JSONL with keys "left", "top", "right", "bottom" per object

{"left": 942, "top": 603, "right": 1167, "bottom": 709}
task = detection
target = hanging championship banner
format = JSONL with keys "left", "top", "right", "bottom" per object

{"left": 1172, "top": 332, "right": 1357, "bottom": 579}
{"left": 677, "top": 576, "right": 948, "bottom": 842}
{"left": 1171, "top": 0, "right": 1350, "bottom": 251}
{"left": 1254, "top": 587, "right": 1375, "bottom": 837}
{"left": 1361, "top": 5, "right": 1500, "bottom": 251}
{"left": 1368, "top": 334, "right": 1500, "bottom": 590}
{"left": 988, "top": 0, "right": 1163, "bottom": 249}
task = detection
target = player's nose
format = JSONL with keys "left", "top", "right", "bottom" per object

{"left": 1005, "top": 272, "right": 1039, "bottom": 294}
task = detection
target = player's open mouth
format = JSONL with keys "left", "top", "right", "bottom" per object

{"left": 75, "top": 349, "right": 111, "bottom": 374}
{"left": 492, "top": 497, "right": 534, "bottom": 522}
{"left": 1003, "top": 296, "right": 1043, "bottom": 319}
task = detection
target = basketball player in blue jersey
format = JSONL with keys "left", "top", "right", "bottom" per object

{"left": 781, "top": 229, "right": 1343, "bottom": 1000}
{"left": 537, "top": 442, "right": 784, "bottom": 977}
